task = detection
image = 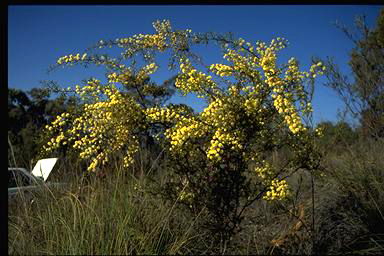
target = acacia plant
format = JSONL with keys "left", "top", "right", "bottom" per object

{"left": 42, "top": 20, "right": 325, "bottom": 245}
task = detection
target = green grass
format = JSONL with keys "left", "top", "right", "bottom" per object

{"left": 8, "top": 161, "right": 206, "bottom": 255}
{"left": 313, "top": 137, "right": 384, "bottom": 254}
{"left": 8, "top": 138, "right": 384, "bottom": 254}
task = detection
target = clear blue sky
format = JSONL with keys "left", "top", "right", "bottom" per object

{"left": 8, "top": 5, "right": 382, "bottom": 124}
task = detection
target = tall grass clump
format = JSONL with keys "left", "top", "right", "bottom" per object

{"left": 313, "top": 137, "right": 384, "bottom": 254}
{"left": 8, "top": 154, "right": 205, "bottom": 255}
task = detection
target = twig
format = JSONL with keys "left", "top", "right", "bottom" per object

{"left": 8, "top": 135, "right": 17, "bottom": 167}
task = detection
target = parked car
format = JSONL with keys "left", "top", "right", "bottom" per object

{"left": 8, "top": 158, "right": 66, "bottom": 200}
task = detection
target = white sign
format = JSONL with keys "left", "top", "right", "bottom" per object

{"left": 31, "top": 158, "right": 58, "bottom": 181}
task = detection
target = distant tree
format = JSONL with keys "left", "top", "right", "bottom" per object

{"left": 334, "top": 121, "right": 357, "bottom": 144}
{"left": 8, "top": 87, "right": 77, "bottom": 168}
{"left": 316, "top": 121, "right": 358, "bottom": 154}
{"left": 319, "top": 8, "right": 384, "bottom": 138}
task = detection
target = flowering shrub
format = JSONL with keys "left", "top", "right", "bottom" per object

{"left": 42, "top": 20, "right": 325, "bottom": 243}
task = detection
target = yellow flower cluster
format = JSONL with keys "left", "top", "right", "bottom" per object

{"left": 228, "top": 86, "right": 239, "bottom": 96}
{"left": 259, "top": 46, "right": 306, "bottom": 134}
{"left": 178, "top": 190, "right": 194, "bottom": 206}
{"left": 146, "top": 107, "right": 184, "bottom": 123}
{"left": 260, "top": 48, "right": 278, "bottom": 77}
{"left": 315, "top": 127, "right": 324, "bottom": 137}
{"left": 221, "top": 39, "right": 278, "bottom": 84}
{"left": 44, "top": 131, "right": 65, "bottom": 150}
{"left": 200, "top": 98, "right": 237, "bottom": 128}
{"left": 50, "top": 112, "right": 70, "bottom": 128}
{"left": 263, "top": 179, "right": 290, "bottom": 201}
{"left": 143, "top": 62, "right": 158, "bottom": 74}
{"left": 74, "top": 79, "right": 102, "bottom": 100}
{"left": 176, "top": 58, "right": 217, "bottom": 97}
{"left": 166, "top": 119, "right": 204, "bottom": 149}
{"left": 254, "top": 160, "right": 275, "bottom": 182}
{"left": 123, "top": 139, "right": 140, "bottom": 167}
{"left": 201, "top": 98, "right": 224, "bottom": 121}
{"left": 107, "top": 68, "right": 133, "bottom": 84}
{"left": 273, "top": 95, "right": 306, "bottom": 133}
{"left": 44, "top": 83, "right": 143, "bottom": 171}
{"left": 107, "top": 72, "right": 120, "bottom": 83}
{"left": 107, "top": 63, "right": 158, "bottom": 86}
{"left": 47, "top": 20, "right": 193, "bottom": 172}
{"left": 154, "top": 89, "right": 246, "bottom": 162}
{"left": 209, "top": 63, "right": 233, "bottom": 77}
{"left": 152, "top": 19, "right": 172, "bottom": 34}
{"left": 207, "top": 128, "right": 242, "bottom": 161}
{"left": 43, "top": 112, "right": 71, "bottom": 151}
{"left": 116, "top": 20, "right": 184, "bottom": 60}
{"left": 243, "top": 98, "right": 261, "bottom": 115}
{"left": 57, "top": 53, "right": 87, "bottom": 64}
{"left": 284, "top": 57, "right": 304, "bottom": 83}
{"left": 137, "top": 63, "right": 158, "bottom": 82}
{"left": 255, "top": 37, "right": 287, "bottom": 56}
{"left": 309, "top": 61, "right": 326, "bottom": 78}
{"left": 117, "top": 30, "right": 167, "bottom": 52}
{"left": 222, "top": 49, "right": 258, "bottom": 79}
